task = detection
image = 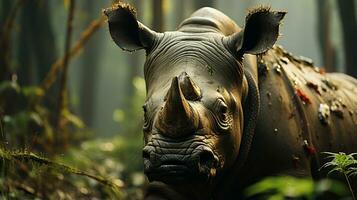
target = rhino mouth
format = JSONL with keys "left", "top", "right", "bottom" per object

{"left": 143, "top": 135, "right": 219, "bottom": 184}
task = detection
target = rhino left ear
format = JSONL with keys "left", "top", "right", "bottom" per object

{"left": 226, "top": 7, "right": 286, "bottom": 56}
{"left": 103, "top": 3, "right": 158, "bottom": 52}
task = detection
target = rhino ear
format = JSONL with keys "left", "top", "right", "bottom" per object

{"left": 226, "top": 7, "right": 286, "bottom": 56}
{"left": 103, "top": 3, "right": 158, "bottom": 52}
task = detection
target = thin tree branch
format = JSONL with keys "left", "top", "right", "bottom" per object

{"left": 41, "top": 16, "right": 106, "bottom": 91}
{"left": 55, "top": 0, "right": 76, "bottom": 141}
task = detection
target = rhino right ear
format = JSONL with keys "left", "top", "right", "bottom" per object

{"left": 103, "top": 3, "right": 158, "bottom": 52}
{"left": 225, "top": 7, "right": 286, "bottom": 56}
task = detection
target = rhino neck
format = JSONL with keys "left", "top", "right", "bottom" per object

{"left": 243, "top": 54, "right": 258, "bottom": 84}
{"left": 238, "top": 68, "right": 260, "bottom": 170}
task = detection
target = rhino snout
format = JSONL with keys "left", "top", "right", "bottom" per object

{"left": 142, "top": 137, "right": 219, "bottom": 184}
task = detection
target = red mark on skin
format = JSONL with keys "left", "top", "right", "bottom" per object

{"left": 318, "top": 68, "right": 326, "bottom": 74}
{"left": 306, "top": 146, "right": 316, "bottom": 155}
{"left": 296, "top": 88, "right": 311, "bottom": 104}
{"left": 303, "top": 140, "right": 316, "bottom": 156}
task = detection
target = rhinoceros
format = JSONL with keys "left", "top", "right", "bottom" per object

{"left": 104, "top": 3, "right": 357, "bottom": 199}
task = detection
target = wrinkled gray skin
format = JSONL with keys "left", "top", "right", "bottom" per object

{"left": 104, "top": 3, "right": 357, "bottom": 199}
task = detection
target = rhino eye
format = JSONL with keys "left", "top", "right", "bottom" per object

{"left": 213, "top": 99, "right": 232, "bottom": 131}
{"left": 219, "top": 100, "right": 228, "bottom": 114}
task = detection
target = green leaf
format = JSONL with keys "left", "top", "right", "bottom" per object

{"left": 245, "top": 176, "right": 314, "bottom": 198}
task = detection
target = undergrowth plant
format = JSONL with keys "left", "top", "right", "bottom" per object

{"left": 0, "top": 148, "right": 122, "bottom": 199}
{"left": 321, "top": 152, "right": 357, "bottom": 200}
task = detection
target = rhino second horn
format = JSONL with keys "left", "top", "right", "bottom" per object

{"left": 179, "top": 72, "right": 202, "bottom": 101}
{"left": 156, "top": 77, "right": 199, "bottom": 138}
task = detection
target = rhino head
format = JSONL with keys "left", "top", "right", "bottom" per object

{"left": 105, "top": 3, "right": 285, "bottom": 199}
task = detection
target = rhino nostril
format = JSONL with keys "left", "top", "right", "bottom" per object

{"left": 199, "top": 150, "right": 215, "bottom": 167}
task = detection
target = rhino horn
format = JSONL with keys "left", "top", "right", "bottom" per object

{"left": 178, "top": 72, "right": 202, "bottom": 101}
{"left": 156, "top": 77, "right": 199, "bottom": 138}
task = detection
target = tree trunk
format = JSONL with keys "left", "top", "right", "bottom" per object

{"left": 0, "top": 0, "right": 17, "bottom": 81}
{"left": 79, "top": 1, "right": 103, "bottom": 127}
{"left": 17, "top": 0, "right": 57, "bottom": 85}
{"left": 316, "top": 0, "right": 336, "bottom": 72}
{"left": 127, "top": 0, "right": 141, "bottom": 88}
{"left": 0, "top": 1, "right": 12, "bottom": 35}
{"left": 119, "top": 0, "right": 142, "bottom": 134}
{"left": 337, "top": 0, "right": 357, "bottom": 77}
{"left": 193, "top": 0, "right": 214, "bottom": 9}
{"left": 174, "top": 0, "right": 185, "bottom": 29}
{"left": 152, "top": 0, "right": 164, "bottom": 32}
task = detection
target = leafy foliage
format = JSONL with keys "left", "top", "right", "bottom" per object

{"left": 321, "top": 152, "right": 357, "bottom": 177}
{"left": 321, "top": 152, "right": 357, "bottom": 200}
{"left": 0, "top": 79, "right": 85, "bottom": 152}
{"left": 0, "top": 148, "right": 122, "bottom": 194}
{"left": 58, "top": 136, "right": 145, "bottom": 200}
{"left": 245, "top": 176, "right": 348, "bottom": 200}
{"left": 0, "top": 74, "right": 146, "bottom": 199}
{"left": 0, "top": 148, "right": 123, "bottom": 199}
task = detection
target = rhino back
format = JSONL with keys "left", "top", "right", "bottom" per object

{"left": 177, "top": 7, "right": 241, "bottom": 35}
{"left": 250, "top": 45, "right": 357, "bottom": 177}
{"left": 260, "top": 46, "right": 357, "bottom": 149}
